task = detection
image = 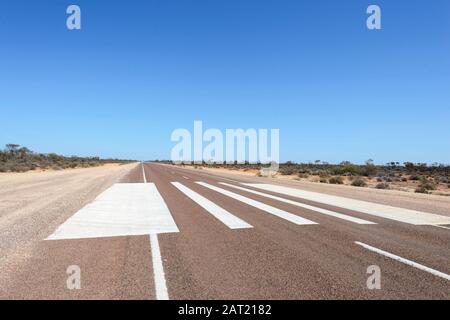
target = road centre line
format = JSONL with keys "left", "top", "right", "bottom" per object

{"left": 143, "top": 164, "right": 171, "bottom": 300}
{"left": 150, "top": 234, "right": 169, "bottom": 300}
{"left": 142, "top": 162, "right": 147, "bottom": 183}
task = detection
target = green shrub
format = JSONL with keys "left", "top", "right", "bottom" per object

{"left": 362, "top": 164, "right": 378, "bottom": 176}
{"left": 351, "top": 179, "right": 367, "bottom": 187}
{"left": 375, "top": 183, "right": 389, "bottom": 189}
{"left": 421, "top": 182, "right": 436, "bottom": 191}
{"left": 12, "top": 165, "right": 30, "bottom": 172}
{"left": 329, "top": 176, "right": 344, "bottom": 184}
{"left": 415, "top": 187, "right": 428, "bottom": 194}
{"left": 342, "top": 163, "right": 361, "bottom": 176}
{"left": 279, "top": 166, "right": 296, "bottom": 175}
{"left": 418, "top": 178, "right": 436, "bottom": 191}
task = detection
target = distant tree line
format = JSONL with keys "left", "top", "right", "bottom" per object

{"left": 165, "top": 159, "right": 450, "bottom": 194}
{"left": 0, "top": 144, "right": 134, "bottom": 172}
{"left": 164, "top": 159, "right": 450, "bottom": 176}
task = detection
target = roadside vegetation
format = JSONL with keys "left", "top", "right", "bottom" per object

{"left": 165, "top": 159, "right": 450, "bottom": 196}
{"left": 0, "top": 144, "right": 134, "bottom": 173}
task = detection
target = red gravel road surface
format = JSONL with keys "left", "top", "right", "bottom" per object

{"left": 0, "top": 162, "right": 448, "bottom": 299}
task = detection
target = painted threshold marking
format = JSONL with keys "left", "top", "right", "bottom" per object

{"left": 220, "top": 183, "right": 375, "bottom": 225}
{"left": 46, "top": 179, "right": 177, "bottom": 300}
{"left": 172, "top": 182, "right": 253, "bottom": 229}
{"left": 355, "top": 241, "right": 450, "bottom": 281}
{"left": 196, "top": 182, "right": 317, "bottom": 225}
{"left": 46, "top": 183, "right": 179, "bottom": 240}
{"left": 244, "top": 184, "right": 450, "bottom": 226}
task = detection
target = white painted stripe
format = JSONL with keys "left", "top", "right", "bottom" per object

{"left": 244, "top": 184, "right": 450, "bottom": 226}
{"left": 355, "top": 241, "right": 450, "bottom": 281}
{"left": 216, "top": 177, "right": 246, "bottom": 184}
{"left": 220, "top": 183, "right": 375, "bottom": 225}
{"left": 142, "top": 167, "right": 170, "bottom": 300}
{"left": 433, "top": 225, "right": 450, "bottom": 230}
{"left": 196, "top": 182, "right": 317, "bottom": 225}
{"left": 150, "top": 234, "right": 170, "bottom": 300}
{"left": 142, "top": 163, "right": 147, "bottom": 183}
{"left": 46, "top": 183, "right": 179, "bottom": 240}
{"left": 172, "top": 182, "right": 253, "bottom": 229}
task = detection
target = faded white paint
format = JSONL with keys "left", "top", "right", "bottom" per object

{"left": 355, "top": 241, "right": 450, "bottom": 281}
{"left": 142, "top": 163, "right": 147, "bottom": 183}
{"left": 172, "top": 182, "right": 253, "bottom": 229}
{"left": 244, "top": 184, "right": 450, "bottom": 226}
{"left": 196, "top": 182, "right": 317, "bottom": 225}
{"left": 220, "top": 183, "right": 375, "bottom": 225}
{"left": 46, "top": 183, "right": 179, "bottom": 240}
{"left": 150, "top": 234, "right": 170, "bottom": 300}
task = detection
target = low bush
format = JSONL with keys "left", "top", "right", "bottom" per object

{"left": 279, "top": 166, "right": 296, "bottom": 175}
{"left": 0, "top": 144, "right": 133, "bottom": 173}
{"left": 351, "top": 179, "right": 367, "bottom": 187}
{"left": 342, "top": 163, "right": 361, "bottom": 176}
{"left": 418, "top": 178, "right": 436, "bottom": 191}
{"left": 329, "top": 176, "right": 344, "bottom": 184}
{"left": 375, "top": 183, "right": 389, "bottom": 189}
{"left": 415, "top": 187, "right": 428, "bottom": 194}
{"left": 319, "top": 176, "right": 328, "bottom": 183}
{"left": 420, "top": 182, "right": 436, "bottom": 191}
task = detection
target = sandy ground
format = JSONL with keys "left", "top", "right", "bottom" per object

{"left": 171, "top": 165, "right": 450, "bottom": 216}
{"left": 0, "top": 162, "right": 139, "bottom": 289}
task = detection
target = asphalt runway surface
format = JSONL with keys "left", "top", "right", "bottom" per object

{"left": 0, "top": 163, "right": 449, "bottom": 299}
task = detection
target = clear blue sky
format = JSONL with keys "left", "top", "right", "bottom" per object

{"left": 1, "top": 0, "right": 449, "bottom": 164}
